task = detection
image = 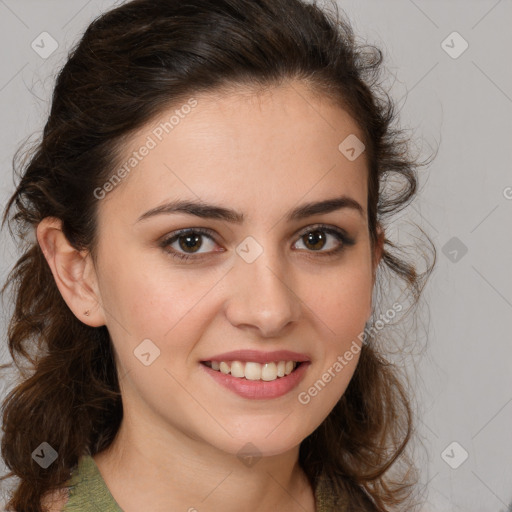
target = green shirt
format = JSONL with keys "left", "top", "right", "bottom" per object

{"left": 62, "top": 454, "right": 339, "bottom": 511}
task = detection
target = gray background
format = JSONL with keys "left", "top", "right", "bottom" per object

{"left": 0, "top": 1, "right": 511, "bottom": 510}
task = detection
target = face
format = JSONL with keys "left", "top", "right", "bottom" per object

{"left": 89, "top": 80, "right": 381, "bottom": 458}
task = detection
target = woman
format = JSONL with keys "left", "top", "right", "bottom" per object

{"left": 0, "top": 0, "right": 436, "bottom": 510}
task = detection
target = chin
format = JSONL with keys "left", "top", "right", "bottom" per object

{"left": 209, "top": 424, "right": 306, "bottom": 459}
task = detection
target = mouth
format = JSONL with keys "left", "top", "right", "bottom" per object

{"left": 201, "top": 360, "right": 304, "bottom": 382}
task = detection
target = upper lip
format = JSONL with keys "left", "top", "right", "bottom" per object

{"left": 201, "top": 350, "right": 311, "bottom": 364}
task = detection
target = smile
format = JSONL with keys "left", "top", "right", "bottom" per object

{"left": 202, "top": 360, "right": 301, "bottom": 381}
{"left": 200, "top": 359, "right": 310, "bottom": 400}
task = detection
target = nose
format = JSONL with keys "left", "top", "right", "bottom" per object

{"left": 224, "top": 244, "right": 302, "bottom": 338}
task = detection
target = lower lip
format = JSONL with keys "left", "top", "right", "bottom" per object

{"left": 200, "top": 362, "right": 310, "bottom": 400}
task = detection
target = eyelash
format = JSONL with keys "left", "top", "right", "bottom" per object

{"left": 159, "top": 224, "right": 356, "bottom": 264}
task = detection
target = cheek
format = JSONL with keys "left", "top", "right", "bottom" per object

{"left": 303, "top": 261, "right": 372, "bottom": 392}
{"left": 98, "top": 244, "right": 212, "bottom": 333}
{"left": 312, "top": 262, "right": 373, "bottom": 332}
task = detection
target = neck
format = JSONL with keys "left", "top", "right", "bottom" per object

{"left": 93, "top": 410, "right": 316, "bottom": 512}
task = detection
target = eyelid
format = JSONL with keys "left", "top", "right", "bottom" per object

{"left": 159, "top": 223, "right": 355, "bottom": 261}
{"left": 158, "top": 227, "right": 219, "bottom": 252}
{"left": 161, "top": 226, "right": 217, "bottom": 241}
{"left": 161, "top": 223, "right": 351, "bottom": 242}
{"left": 295, "top": 223, "right": 351, "bottom": 240}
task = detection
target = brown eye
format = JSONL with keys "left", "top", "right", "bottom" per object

{"left": 301, "top": 230, "right": 328, "bottom": 251}
{"left": 177, "top": 233, "right": 203, "bottom": 253}
{"left": 293, "top": 225, "right": 354, "bottom": 256}
{"left": 160, "top": 228, "right": 219, "bottom": 262}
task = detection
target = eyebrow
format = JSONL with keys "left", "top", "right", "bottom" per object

{"left": 136, "top": 195, "right": 365, "bottom": 224}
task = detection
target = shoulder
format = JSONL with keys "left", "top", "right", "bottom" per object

{"left": 40, "top": 488, "right": 70, "bottom": 512}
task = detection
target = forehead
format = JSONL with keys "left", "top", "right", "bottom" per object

{"left": 98, "top": 81, "right": 368, "bottom": 223}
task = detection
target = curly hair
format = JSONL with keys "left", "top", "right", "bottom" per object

{"left": 0, "top": 0, "right": 436, "bottom": 510}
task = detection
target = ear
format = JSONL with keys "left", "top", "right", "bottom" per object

{"left": 36, "top": 217, "right": 106, "bottom": 327}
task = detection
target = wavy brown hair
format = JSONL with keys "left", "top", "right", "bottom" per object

{"left": 0, "top": 0, "right": 436, "bottom": 510}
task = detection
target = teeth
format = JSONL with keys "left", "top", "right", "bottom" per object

{"left": 261, "top": 362, "right": 277, "bottom": 381}
{"left": 245, "top": 362, "right": 262, "bottom": 380}
{"left": 204, "top": 360, "right": 300, "bottom": 381}
{"left": 230, "top": 360, "right": 245, "bottom": 378}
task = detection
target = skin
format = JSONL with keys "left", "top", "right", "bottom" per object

{"left": 38, "top": 80, "right": 384, "bottom": 512}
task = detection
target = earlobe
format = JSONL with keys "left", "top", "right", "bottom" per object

{"left": 36, "top": 217, "right": 105, "bottom": 327}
